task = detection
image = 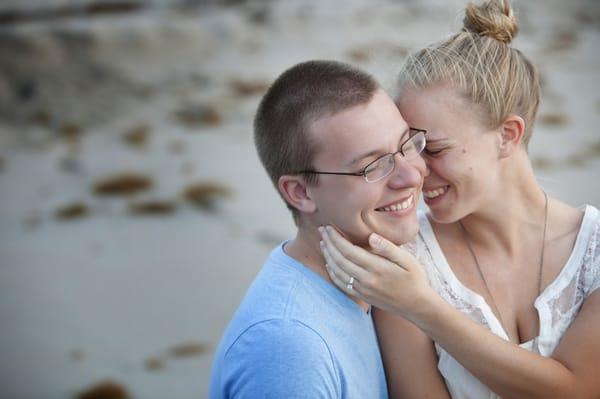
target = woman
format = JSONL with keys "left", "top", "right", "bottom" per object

{"left": 320, "top": 0, "right": 600, "bottom": 398}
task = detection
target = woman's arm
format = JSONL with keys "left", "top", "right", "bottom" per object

{"left": 319, "top": 226, "right": 600, "bottom": 399}
{"left": 414, "top": 290, "right": 600, "bottom": 399}
{"left": 373, "top": 307, "right": 451, "bottom": 399}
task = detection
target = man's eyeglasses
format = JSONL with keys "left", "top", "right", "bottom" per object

{"left": 299, "top": 128, "right": 426, "bottom": 183}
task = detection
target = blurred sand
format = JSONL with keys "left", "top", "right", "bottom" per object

{"left": 0, "top": 0, "right": 598, "bottom": 398}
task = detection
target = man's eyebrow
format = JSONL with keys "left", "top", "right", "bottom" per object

{"left": 346, "top": 127, "right": 410, "bottom": 168}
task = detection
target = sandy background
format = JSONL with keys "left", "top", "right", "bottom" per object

{"left": 0, "top": 0, "right": 598, "bottom": 398}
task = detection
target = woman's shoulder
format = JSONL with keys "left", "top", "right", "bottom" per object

{"left": 553, "top": 200, "right": 598, "bottom": 231}
{"left": 570, "top": 204, "right": 600, "bottom": 297}
{"left": 581, "top": 204, "right": 600, "bottom": 265}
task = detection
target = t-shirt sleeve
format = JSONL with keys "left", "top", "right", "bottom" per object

{"left": 220, "top": 319, "right": 340, "bottom": 399}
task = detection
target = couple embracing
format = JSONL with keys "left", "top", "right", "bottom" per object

{"left": 210, "top": 1, "right": 600, "bottom": 397}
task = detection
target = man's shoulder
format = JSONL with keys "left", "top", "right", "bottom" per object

{"left": 211, "top": 318, "right": 340, "bottom": 398}
{"left": 218, "top": 252, "right": 330, "bottom": 337}
{"left": 239, "top": 246, "right": 338, "bottom": 321}
{"left": 224, "top": 318, "right": 332, "bottom": 360}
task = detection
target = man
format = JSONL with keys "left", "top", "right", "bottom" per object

{"left": 209, "top": 60, "right": 427, "bottom": 398}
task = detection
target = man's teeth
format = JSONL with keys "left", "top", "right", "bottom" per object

{"left": 379, "top": 195, "right": 413, "bottom": 212}
{"left": 423, "top": 187, "right": 447, "bottom": 199}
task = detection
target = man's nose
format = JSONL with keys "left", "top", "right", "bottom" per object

{"left": 387, "top": 153, "right": 427, "bottom": 187}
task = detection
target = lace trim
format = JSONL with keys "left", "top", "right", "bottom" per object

{"left": 408, "top": 237, "right": 491, "bottom": 331}
{"left": 409, "top": 208, "right": 600, "bottom": 354}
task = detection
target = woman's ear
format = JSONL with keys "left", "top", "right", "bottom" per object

{"left": 498, "top": 115, "right": 526, "bottom": 158}
{"left": 278, "top": 175, "right": 317, "bottom": 214}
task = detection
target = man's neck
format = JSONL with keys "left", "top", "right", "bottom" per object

{"left": 284, "top": 231, "right": 371, "bottom": 313}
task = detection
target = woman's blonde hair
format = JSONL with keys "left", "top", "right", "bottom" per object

{"left": 398, "top": 0, "right": 540, "bottom": 148}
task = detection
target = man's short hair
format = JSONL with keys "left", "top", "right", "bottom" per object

{"left": 254, "top": 60, "right": 379, "bottom": 224}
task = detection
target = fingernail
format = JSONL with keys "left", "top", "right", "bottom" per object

{"left": 370, "top": 232, "right": 382, "bottom": 248}
{"left": 318, "top": 226, "right": 324, "bottom": 234}
{"left": 326, "top": 225, "right": 333, "bottom": 233}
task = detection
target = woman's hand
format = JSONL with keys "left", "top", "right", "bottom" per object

{"left": 318, "top": 225, "right": 433, "bottom": 319}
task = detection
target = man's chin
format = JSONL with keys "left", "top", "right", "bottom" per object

{"left": 331, "top": 216, "right": 419, "bottom": 248}
{"left": 375, "top": 220, "right": 419, "bottom": 246}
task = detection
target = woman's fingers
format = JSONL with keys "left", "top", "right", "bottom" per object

{"left": 321, "top": 225, "right": 393, "bottom": 273}
{"left": 322, "top": 248, "right": 367, "bottom": 298}
{"left": 319, "top": 227, "right": 371, "bottom": 282}
{"left": 368, "top": 232, "right": 415, "bottom": 272}
{"left": 321, "top": 242, "right": 352, "bottom": 283}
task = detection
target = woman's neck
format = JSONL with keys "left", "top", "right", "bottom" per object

{"left": 458, "top": 154, "right": 548, "bottom": 256}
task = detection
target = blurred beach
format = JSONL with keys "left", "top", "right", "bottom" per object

{"left": 0, "top": 0, "right": 598, "bottom": 397}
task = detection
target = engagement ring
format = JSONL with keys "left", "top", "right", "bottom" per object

{"left": 347, "top": 276, "right": 355, "bottom": 290}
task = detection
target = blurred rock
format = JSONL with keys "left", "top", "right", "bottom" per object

{"left": 544, "top": 29, "right": 579, "bottom": 52}
{"left": 93, "top": 172, "right": 153, "bottom": 196}
{"left": 58, "top": 122, "right": 84, "bottom": 142}
{"left": 346, "top": 42, "right": 409, "bottom": 63}
{"left": 59, "top": 157, "right": 83, "bottom": 174}
{"left": 566, "top": 153, "right": 587, "bottom": 168}
{"left": 538, "top": 112, "right": 568, "bottom": 127}
{"left": 69, "top": 348, "right": 85, "bottom": 362}
{"left": 174, "top": 104, "right": 223, "bottom": 128}
{"left": 575, "top": 1, "right": 600, "bottom": 28}
{"left": 56, "top": 201, "right": 89, "bottom": 220}
{"left": 256, "top": 230, "right": 286, "bottom": 247}
{"left": 0, "top": 30, "right": 145, "bottom": 126}
{"left": 168, "top": 341, "right": 210, "bottom": 358}
{"left": 144, "top": 356, "right": 166, "bottom": 371}
{"left": 122, "top": 123, "right": 151, "bottom": 149}
{"left": 0, "top": 2, "right": 144, "bottom": 25}
{"left": 245, "top": 4, "right": 270, "bottom": 26}
{"left": 228, "top": 78, "right": 270, "bottom": 97}
{"left": 29, "top": 110, "right": 52, "bottom": 127}
{"left": 76, "top": 380, "right": 130, "bottom": 399}
{"left": 182, "top": 181, "right": 232, "bottom": 211}
{"left": 531, "top": 156, "right": 560, "bottom": 171}
{"left": 583, "top": 140, "right": 600, "bottom": 159}
{"left": 22, "top": 211, "right": 42, "bottom": 231}
{"left": 569, "top": 139, "right": 600, "bottom": 164}
{"left": 128, "top": 199, "right": 177, "bottom": 215}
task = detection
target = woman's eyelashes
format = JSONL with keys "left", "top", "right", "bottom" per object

{"left": 424, "top": 146, "right": 446, "bottom": 156}
{"left": 423, "top": 139, "right": 456, "bottom": 156}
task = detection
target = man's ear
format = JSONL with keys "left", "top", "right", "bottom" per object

{"left": 498, "top": 115, "right": 526, "bottom": 158}
{"left": 278, "top": 175, "right": 317, "bottom": 214}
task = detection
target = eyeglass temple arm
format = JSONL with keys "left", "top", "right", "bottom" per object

{"left": 299, "top": 170, "right": 364, "bottom": 176}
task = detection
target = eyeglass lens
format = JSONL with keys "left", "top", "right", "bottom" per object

{"left": 364, "top": 132, "right": 425, "bottom": 182}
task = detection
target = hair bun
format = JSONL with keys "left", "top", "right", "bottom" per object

{"left": 463, "top": 0, "right": 518, "bottom": 44}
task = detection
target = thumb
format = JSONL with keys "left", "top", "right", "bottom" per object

{"left": 369, "top": 232, "right": 413, "bottom": 271}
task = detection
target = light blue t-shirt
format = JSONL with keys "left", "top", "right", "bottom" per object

{"left": 209, "top": 243, "right": 388, "bottom": 399}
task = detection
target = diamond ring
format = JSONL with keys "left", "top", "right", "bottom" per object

{"left": 347, "top": 276, "right": 355, "bottom": 290}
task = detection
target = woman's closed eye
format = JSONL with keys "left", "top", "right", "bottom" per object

{"left": 424, "top": 146, "right": 447, "bottom": 156}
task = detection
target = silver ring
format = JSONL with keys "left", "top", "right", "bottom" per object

{"left": 347, "top": 276, "right": 355, "bottom": 290}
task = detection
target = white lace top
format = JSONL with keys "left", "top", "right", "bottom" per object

{"left": 409, "top": 205, "right": 600, "bottom": 399}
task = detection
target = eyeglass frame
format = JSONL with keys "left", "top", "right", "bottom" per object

{"left": 297, "top": 128, "right": 427, "bottom": 183}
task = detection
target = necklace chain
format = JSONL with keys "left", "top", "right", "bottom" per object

{"left": 459, "top": 191, "right": 549, "bottom": 339}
